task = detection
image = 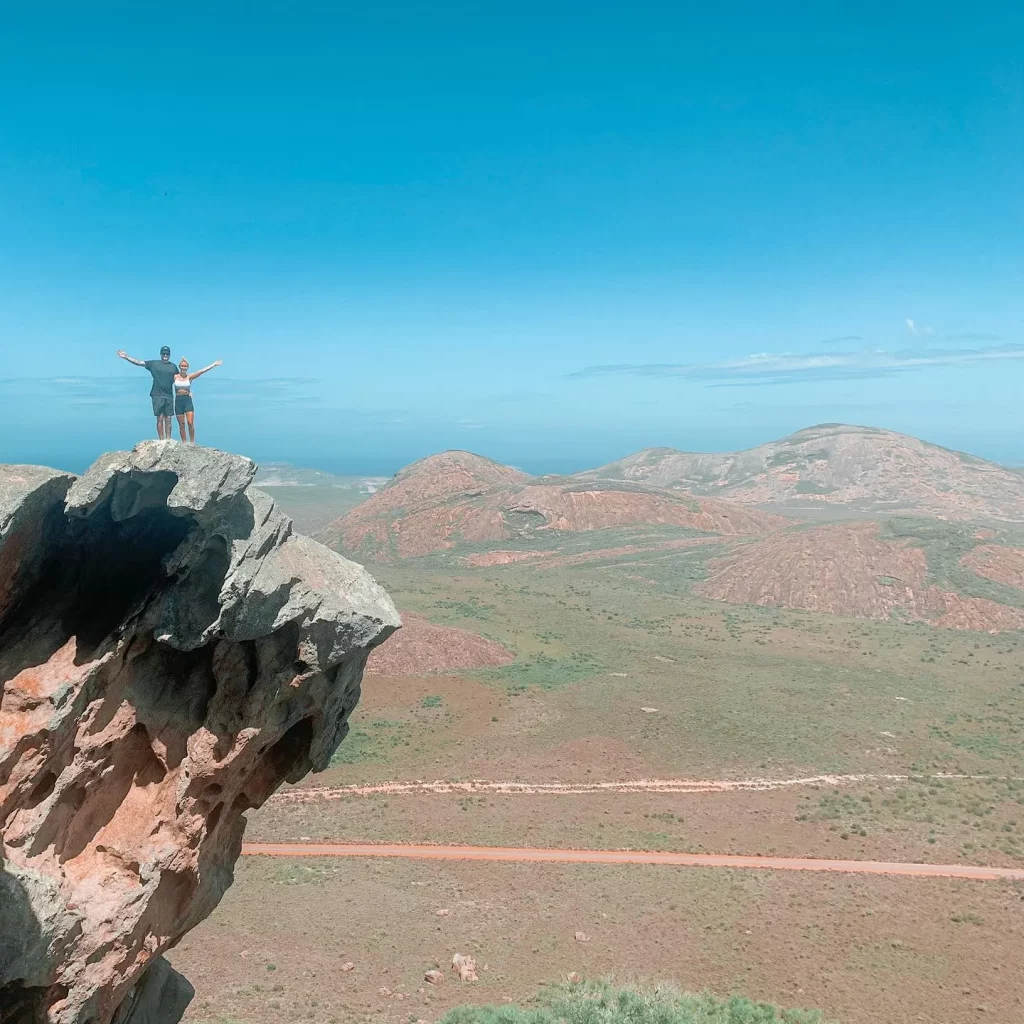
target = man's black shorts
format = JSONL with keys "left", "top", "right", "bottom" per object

{"left": 152, "top": 394, "right": 173, "bottom": 417}
{"left": 175, "top": 395, "right": 194, "bottom": 415}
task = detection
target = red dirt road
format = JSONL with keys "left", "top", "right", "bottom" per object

{"left": 241, "top": 841, "right": 1024, "bottom": 881}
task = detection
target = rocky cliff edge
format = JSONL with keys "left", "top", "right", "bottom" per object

{"left": 0, "top": 441, "right": 400, "bottom": 1024}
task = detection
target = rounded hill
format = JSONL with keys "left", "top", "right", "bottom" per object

{"left": 367, "top": 450, "right": 529, "bottom": 509}
{"left": 318, "top": 453, "right": 783, "bottom": 561}
{"left": 589, "top": 424, "right": 1024, "bottom": 521}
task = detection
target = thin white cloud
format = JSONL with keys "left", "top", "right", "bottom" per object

{"left": 567, "top": 343, "right": 1024, "bottom": 386}
{"left": 0, "top": 376, "right": 323, "bottom": 404}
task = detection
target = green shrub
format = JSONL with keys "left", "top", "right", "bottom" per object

{"left": 439, "top": 980, "right": 833, "bottom": 1024}
{"left": 794, "top": 480, "right": 835, "bottom": 495}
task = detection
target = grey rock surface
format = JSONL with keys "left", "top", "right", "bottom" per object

{"left": 111, "top": 958, "right": 195, "bottom": 1024}
{"left": 0, "top": 441, "right": 400, "bottom": 1024}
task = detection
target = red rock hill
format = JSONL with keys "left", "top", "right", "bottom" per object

{"left": 319, "top": 451, "right": 783, "bottom": 561}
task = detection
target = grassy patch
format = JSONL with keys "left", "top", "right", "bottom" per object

{"left": 271, "top": 863, "right": 339, "bottom": 886}
{"left": 795, "top": 775, "right": 1024, "bottom": 860}
{"left": 882, "top": 518, "right": 1024, "bottom": 609}
{"left": 623, "top": 544, "right": 728, "bottom": 595}
{"left": 371, "top": 537, "right": 1024, "bottom": 781}
{"left": 433, "top": 596, "right": 496, "bottom": 620}
{"left": 848, "top": 941, "right": 946, "bottom": 981}
{"left": 439, "top": 980, "right": 833, "bottom": 1024}
{"left": 479, "top": 652, "right": 603, "bottom": 692}
{"left": 330, "top": 718, "right": 412, "bottom": 765}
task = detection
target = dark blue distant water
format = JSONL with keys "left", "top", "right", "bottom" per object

{"left": 6, "top": 430, "right": 1023, "bottom": 480}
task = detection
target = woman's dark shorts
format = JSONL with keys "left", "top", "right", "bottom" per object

{"left": 152, "top": 394, "right": 174, "bottom": 417}
{"left": 175, "top": 395, "right": 194, "bottom": 415}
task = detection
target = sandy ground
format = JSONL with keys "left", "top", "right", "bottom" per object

{"left": 171, "top": 855, "right": 1024, "bottom": 1024}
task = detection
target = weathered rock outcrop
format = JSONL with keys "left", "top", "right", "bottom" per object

{"left": 0, "top": 442, "right": 400, "bottom": 1024}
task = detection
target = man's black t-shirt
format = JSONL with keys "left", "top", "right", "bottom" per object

{"left": 144, "top": 359, "right": 178, "bottom": 397}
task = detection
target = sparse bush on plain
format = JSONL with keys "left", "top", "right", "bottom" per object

{"left": 439, "top": 980, "right": 833, "bottom": 1024}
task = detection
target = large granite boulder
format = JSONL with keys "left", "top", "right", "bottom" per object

{"left": 0, "top": 442, "right": 400, "bottom": 1024}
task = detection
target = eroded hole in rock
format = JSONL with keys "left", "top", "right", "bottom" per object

{"left": 0, "top": 983, "right": 67, "bottom": 1024}
{"left": 164, "top": 535, "right": 230, "bottom": 643}
{"left": 264, "top": 718, "right": 315, "bottom": 781}
{"left": 145, "top": 870, "right": 198, "bottom": 935}
{"left": 107, "top": 472, "right": 178, "bottom": 521}
{"left": 0, "top": 470, "right": 193, "bottom": 677}
{"left": 231, "top": 792, "right": 255, "bottom": 813}
{"left": 206, "top": 802, "right": 224, "bottom": 835}
{"left": 25, "top": 771, "right": 57, "bottom": 809}
{"left": 69, "top": 478, "right": 191, "bottom": 660}
{"left": 127, "top": 642, "right": 220, "bottom": 735}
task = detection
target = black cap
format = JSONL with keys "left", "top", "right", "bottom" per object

{"left": 160, "top": 346, "right": 171, "bottom": 356}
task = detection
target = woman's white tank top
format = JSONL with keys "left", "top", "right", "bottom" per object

{"left": 174, "top": 374, "right": 192, "bottom": 394}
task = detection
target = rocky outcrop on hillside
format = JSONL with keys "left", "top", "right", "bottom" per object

{"left": 962, "top": 544, "right": 1024, "bottom": 592}
{"left": 696, "top": 521, "right": 1024, "bottom": 631}
{"left": 0, "top": 442, "right": 399, "bottom": 1024}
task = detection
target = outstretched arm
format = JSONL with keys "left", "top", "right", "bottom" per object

{"left": 117, "top": 350, "right": 146, "bottom": 367}
{"left": 188, "top": 359, "right": 222, "bottom": 380}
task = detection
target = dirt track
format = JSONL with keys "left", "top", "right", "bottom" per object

{"left": 241, "top": 841, "right": 1024, "bottom": 880}
{"left": 270, "top": 772, "right": 994, "bottom": 801}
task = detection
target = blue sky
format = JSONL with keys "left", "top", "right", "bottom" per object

{"left": 2, "top": 2, "right": 1022, "bottom": 474}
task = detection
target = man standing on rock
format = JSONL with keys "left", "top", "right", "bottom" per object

{"left": 117, "top": 346, "right": 178, "bottom": 439}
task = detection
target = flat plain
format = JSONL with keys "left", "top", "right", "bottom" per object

{"left": 173, "top": 466, "right": 1024, "bottom": 1024}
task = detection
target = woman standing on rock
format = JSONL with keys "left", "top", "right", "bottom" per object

{"left": 174, "top": 357, "right": 222, "bottom": 444}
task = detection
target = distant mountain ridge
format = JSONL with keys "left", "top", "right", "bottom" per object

{"left": 312, "top": 427, "right": 1024, "bottom": 631}
{"left": 319, "top": 427, "right": 1024, "bottom": 562}
{"left": 585, "top": 424, "right": 1024, "bottom": 522}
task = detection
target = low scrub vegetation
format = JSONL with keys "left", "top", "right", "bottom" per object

{"left": 883, "top": 518, "right": 1024, "bottom": 609}
{"left": 439, "top": 980, "right": 833, "bottom": 1024}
